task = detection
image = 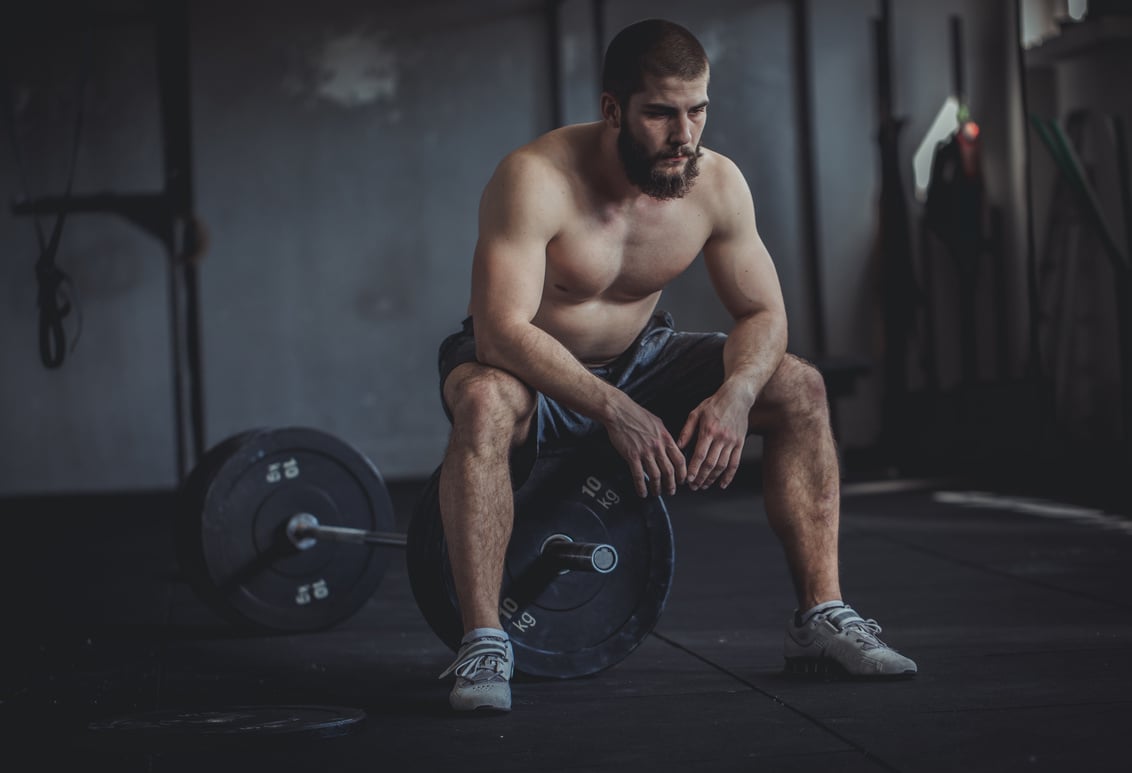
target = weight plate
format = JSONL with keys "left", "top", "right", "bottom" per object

{"left": 178, "top": 427, "right": 395, "bottom": 632}
{"left": 407, "top": 447, "right": 675, "bottom": 678}
{"left": 176, "top": 429, "right": 263, "bottom": 612}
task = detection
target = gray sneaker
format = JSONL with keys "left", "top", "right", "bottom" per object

{"left": 784, "top": 604, "right": 917, "bottom": 678}
{"left": 439, "top": 633, "right": 514, "bottom": 712}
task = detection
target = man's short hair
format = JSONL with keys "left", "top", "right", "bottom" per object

{"left": 601, "top": 19, "right": 709, "bottom": 106}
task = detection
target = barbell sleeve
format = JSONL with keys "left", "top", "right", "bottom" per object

{"left": 540, "top": 537, "right": 619, "bottom": 574}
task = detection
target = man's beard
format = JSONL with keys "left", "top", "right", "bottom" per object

{"left": 617, "top": 125, "right": 702, "bottom": 200}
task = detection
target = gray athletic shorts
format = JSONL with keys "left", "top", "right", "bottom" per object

{"left": 437, "top": 310, "right": 727, "bottom": 486}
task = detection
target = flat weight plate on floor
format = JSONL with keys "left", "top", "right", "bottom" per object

{"left": 177, "top": 427, "right": 395, "bottom": 632}
{"left": 407, "top": 448, "right": 675, "bottom": 678}
{"left": 85, "top": 705, "right": 365, "bottom": 751}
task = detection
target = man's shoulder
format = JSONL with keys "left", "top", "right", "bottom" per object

{"left": 507, "top": 124, "right": 594, "bottom": 171}
{"left": 491, "top": 124, "right": 595, "bottom": 197}
{"left": 685, "top": 150, "right": 756, "bottom": 238}
{"left": 693, "top": 148, "right": 754, "bottom": 213}
{"left": 698, "top": 148, "right": 747, "bottom": 189}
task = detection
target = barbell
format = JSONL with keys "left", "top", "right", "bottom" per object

{"left": 176, "top": 426, "right": 675, "bottom": 679}
{"left": 281, "top": 511, "right": 619, "bottom": 574}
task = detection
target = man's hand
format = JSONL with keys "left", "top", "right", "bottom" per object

{"left": 677, "top": 385, "right": 753, "bottom": 491}
{"left": 605, "top": 399, "right": 688, "bottom": 498}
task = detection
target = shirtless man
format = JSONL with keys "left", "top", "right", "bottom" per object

{"left": 434, "top": 19, "right": 916, "bottom": 712}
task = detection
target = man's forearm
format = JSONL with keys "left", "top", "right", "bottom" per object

{"left": 474, "top": 321, "right": 625, "bottom": 423}
{"left": 721, "top": 309, "right": 788, "bottom": 406}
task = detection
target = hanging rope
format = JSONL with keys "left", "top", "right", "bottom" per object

{"left": 2, "top": 15, "right": 92, "bottom": 368}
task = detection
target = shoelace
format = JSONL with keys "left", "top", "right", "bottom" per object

{"left": 818, "top": 606, "right": 889, "bottom": 650}
{"left": 438, "top": 638, "right": 510, "bottom": 681}
{"left": 839, "top": 617, "right": 887, "bottom": 650}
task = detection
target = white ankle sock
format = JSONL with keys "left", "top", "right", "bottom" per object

{"left": 462, "top": 627, "right": 508, "bottom": 644}
{"left": 797, "top": 600, "right": 846, "bottom": 626}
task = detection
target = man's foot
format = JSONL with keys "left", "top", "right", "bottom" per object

{"left": 784, "top": 603, "right": 917, "bottom": 679}
{"left": 439, "top": 629, "right": 514, "bottom": 712}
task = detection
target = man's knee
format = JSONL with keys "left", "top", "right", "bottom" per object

{"left": 444, "top": 363, "right": 536, "bottom": 446}
{"left": 778, "top": 355, "right": 828, "bottom": 411}
{"left": 751, "top": 355, "right": 829, "bottom": 429}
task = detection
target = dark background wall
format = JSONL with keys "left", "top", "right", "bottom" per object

{"left": 1, "top": 0, "right": 1125, "bottom": 500}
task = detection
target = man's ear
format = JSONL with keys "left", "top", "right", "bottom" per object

{"left": 600, "top": 93, "right": 621, "bottom": 129}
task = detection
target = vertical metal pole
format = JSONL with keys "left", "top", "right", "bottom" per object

{"left": 162, "top": 221, "right": 186, "bottom": 482}
{"left": 950, "top": 15, "right": 965, "bottom": 107}
{"left": 1109, "top": 115, "right": 1132, "bottom": 463}
{"left": 592, "top": 0, "right": 605, "bottom": 85}
{"left": 154, "top": 0, "right": 204, "bottom": 479}
{"left": 545, "top": 0, "right": 564, "bottom": 130}
{"left": 1014, "top": 0, "right": 1045, "bottom": 388}
{"left": 874, "top": 0, "right": 917, "bottom": 459}
{"left": 791, "top": 0, "right": 827, "bottom": 358}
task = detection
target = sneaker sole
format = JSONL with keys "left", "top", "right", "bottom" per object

{"left": 457, "top": 704, "right": 511, "bottom": 714}
{"left": 784, "top": 657, "right": 917, "bottom": 680}
{"left": 449, "top": 694, "right": 512, "bottom": 713}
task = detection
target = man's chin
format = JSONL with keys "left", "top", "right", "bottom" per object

{"left": 641, "top": 187, "right": 688, "bottom": 201}
{"left": 639, "top": 171, "right": 694, "bottom": 200}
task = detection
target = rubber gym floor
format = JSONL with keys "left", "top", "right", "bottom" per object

{"left": 2, "top": 473, "right": 1130, "bottom": 772}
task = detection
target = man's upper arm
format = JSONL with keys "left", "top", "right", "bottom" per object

{"left": 701, "top": 159, "right": 786, "bottom": 322}
{"left": 469, "top": 152, "right": 562, "bottom": 335}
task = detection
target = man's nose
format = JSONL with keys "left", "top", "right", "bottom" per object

{"left": 670, "top": 115, "right": 693, "bottom": 147}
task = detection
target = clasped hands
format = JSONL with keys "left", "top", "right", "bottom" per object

{"left": 606, "top": 386, "right": 753, "bottom": 498}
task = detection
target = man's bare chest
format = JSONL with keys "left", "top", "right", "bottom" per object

{"left": 546, "top": 212, "right": 710, "bottom": 301}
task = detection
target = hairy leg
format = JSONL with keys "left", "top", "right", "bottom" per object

{"left": 439, "top": 363, "right": 536, "bottom": 632}
{"left": 749, "top": 355, "right": 842, "bottom": 609}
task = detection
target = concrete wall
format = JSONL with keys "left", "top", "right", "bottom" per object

{"left": 0, "top": 0, "right": 1022, "bottom": 493}
{"left": 1, "top": 12, "right": 174, "bottom": 491}
{"left": 191, "top": 0, "right": 553, "bottom": 482}
{"left": 1, "top": 0, "right": 551, "bottom": 491}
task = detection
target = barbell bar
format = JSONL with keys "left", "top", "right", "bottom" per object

{"left": 283, "top": 512, "right": 619, "bottom": 575}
